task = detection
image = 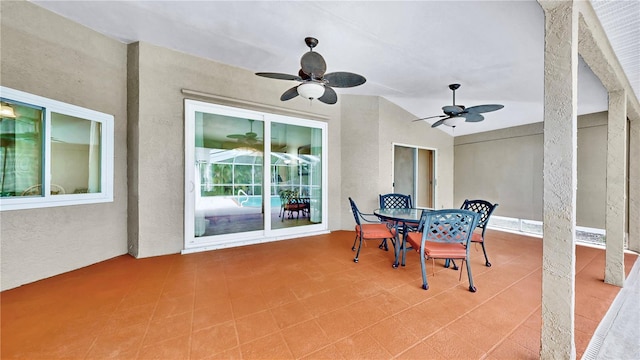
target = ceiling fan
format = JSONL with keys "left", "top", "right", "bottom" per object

{"left": 256, "top": 37, "right": 366, "bottom": 104}
{"left": 227, "top": 119, "right": 262, "bottom": 145}
{"left": 413, "top": 84, "right": 504, "bottom": 128}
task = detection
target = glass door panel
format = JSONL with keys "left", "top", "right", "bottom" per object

{"left": 393, "top": 145, "right": 415, "bottom": 198}
{"left": 270, "top": 123, "right": 322, "bottom": 229}
{"left": 393, "top": 144, "right": 435, "bottom": 208}
{"left": 194, "top": 113, "right": 264, "bottom": 237}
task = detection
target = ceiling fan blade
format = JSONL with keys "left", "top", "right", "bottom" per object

{"left": 442, "top": 105, "right": 464, "bottom": 116}
{"left": 301, "top": 51, "right": 326, "bottom": 78}
{"left": 318, "top": 86, "right": 337, "bottom": 104}
{"left": 464, "top": 104, "right": 504, "bottom": 113}
{"left": 227, "top": 134, "right": 247, "bottom": 140}
{"left": 412, "top": 115, "right": 447, "bottom": 122}
{"left": 280, "top": 86, "right": 299, "bottom": 101}
{"left": 431, "top": 118, "right": 451, "bottom": 128}
{"left": 323, "top": 72, "right": 367, "bottom": 88}
{"left": 463, "top": 113, "right": 485, "bottom": 122}
{"left": 256, "top": 72, "right": 302, "bottom": 81}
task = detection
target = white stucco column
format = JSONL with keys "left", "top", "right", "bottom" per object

{"left": 540, "top": 1, "right": 578, "bottom": 358}
{"left": 629, "top": 119, "right": 640, "bottom": 253}
{"left": 605, "top": 90, "right": 627, "bottom": 286}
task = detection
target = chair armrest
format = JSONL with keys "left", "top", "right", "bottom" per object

{"left": 359, "top": 212, "right": 383, "bottom": 223}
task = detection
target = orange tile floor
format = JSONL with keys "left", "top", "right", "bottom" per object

{"left": 1, "top": 230, "right": 637, "bottom": 359}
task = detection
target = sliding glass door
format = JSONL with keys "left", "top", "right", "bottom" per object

{"left": 184, "top": 100, "right": 327, "bottom": 251}
{"left": 393, "top": 144, "right": 435, "bottom": 208}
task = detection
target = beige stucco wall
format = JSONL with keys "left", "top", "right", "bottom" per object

{"left": 454, "top": 112, "right": 607, "bottom": 228}
{"left": 339, "top": 96, "right": 454, "bottom": 229}
{"left": 0, "top": 1, "right": 129, "bottom": 290}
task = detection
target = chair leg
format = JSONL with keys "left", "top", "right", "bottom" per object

{"left": 480, "top": 242, "right": 491, "bottom": 267}
{"left": 378, "top": 239, "right": 388, "bottom": 251}
{"left": 351, "top": 234, "right": 358, "bottom": 251}
{"left": 354, "top": 236, "right": 363, "bottom": 263}
{"left": 446, "top": 259, "right": 459, "bottom": 270}
{"left": 465, "top": 258, "right": 476, "bottom": 292}
{"left": 400, "top": 236, "right": 409, "bottom": 267}
{"left": 420, "top": 254, "right": 430, "bottom": 290}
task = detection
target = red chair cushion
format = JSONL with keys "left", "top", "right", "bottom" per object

{"left": 470, "top": 232, "right": 483, "bottom": 242}
{"left": 405, "top": 232, "right": 422, "bottom": 250}
{"left": 406, "top": 232, "right": 466, "bottom": 259}
{"left": 356, "top": 223, "right": 394, "bottom": 239}
{"left": 423, "top": 242, "right": 466, "bottom": 259}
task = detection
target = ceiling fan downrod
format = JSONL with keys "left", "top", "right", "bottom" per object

{"left": 449, "top": 83, "right": 460, "bottom": 106}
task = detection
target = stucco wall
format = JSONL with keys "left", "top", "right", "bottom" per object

{"left": 454, "top": 112, "right": 607, "bottom": 228}
{"left": 0, "top": 1, "right": 129, "bottom": 290}
{"left": 339, "top": 96, "right": 454, "bottom": 229}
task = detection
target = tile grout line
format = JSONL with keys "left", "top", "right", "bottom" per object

{"left": 132, "top": 257, "right": 177, "bottom": 359}
{"left": 479, "top": 304, "right": 542, "bottom": 359}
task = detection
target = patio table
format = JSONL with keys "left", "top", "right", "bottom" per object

{"left": 374, "top": 208, "right": 430, "bottom": 268}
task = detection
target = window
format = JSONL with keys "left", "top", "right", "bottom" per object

{"left": 0, "top": 86, "right": 114, "bottom": 211}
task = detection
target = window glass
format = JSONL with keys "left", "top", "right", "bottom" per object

{"left": 51, "top": 113, "right": 102, "bottom": 194}
{"left": 0, "top": 100, "right": 43, "bottom": 197}
{"left": 0, "top": 86, "right": 114, "bottom": 211}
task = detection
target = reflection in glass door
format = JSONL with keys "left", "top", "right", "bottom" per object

{"left": 184, "top": 100, "right": 327, "bottom": 251}
{"left": 271, "top": 123, "right": 322, "bottom": 229}
{"left": 194, "top": 114, "right": 264, "bottom": 237}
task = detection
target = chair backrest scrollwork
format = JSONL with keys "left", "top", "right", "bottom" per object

{"left": 379, "top": 193, "right": 412, "bottom": 209}
{"left": 415, "top": 209, "right": 480, "bottom": 246}
{"left": 460, "top": 199, "right": 499, "bottom": 230}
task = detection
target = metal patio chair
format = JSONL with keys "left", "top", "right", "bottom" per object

{"left": 378, "top": 193, "right": 413, "bottom": 251}
{"left": 348, "top": 197, "right": 395, "bottom": 263}
{"left": 461, "top": 199, "right": 499, "bottom": 267}
{"left": 405, "top": 209, "right": 480, "bottom": 292}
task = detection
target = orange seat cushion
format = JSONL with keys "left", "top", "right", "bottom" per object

{"left": 470, "top": 232, "right": 483, "bottom": 242}
{"left": 406, "top": 232, "right": 422, "bottom": 250}
{"left": 423, "top": 242, "right": 466, "bottom": 259}
{"left": 405, "top": 231, "right": 444, "bottom": 248}
{"left": 285, "top": 204, "right": 304, "bottom": 210}
{"left": 356, "top": 223, "right": 394, "bottom": 239}
{"left": 406, "top": 232, "right": 466, "bottom": 259}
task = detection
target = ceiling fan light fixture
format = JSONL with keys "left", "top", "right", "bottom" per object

{"left": 443, "top": 117, "right": 464, "bottom": 127}
{"left": 1, "top": 104, "right": 17, "bottom": 118}
{"left": 297, "top": 82, "right": 325, "bottom": 100}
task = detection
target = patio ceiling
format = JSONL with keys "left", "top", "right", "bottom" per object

{"left": 30, "top": 1, "right": 639, "bottom": 136}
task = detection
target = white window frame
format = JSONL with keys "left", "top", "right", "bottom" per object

{"left": 0, "top": 86, "right": 114, "bottom": 211}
